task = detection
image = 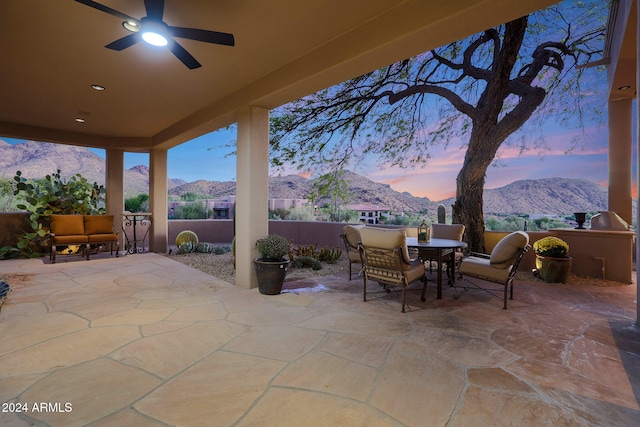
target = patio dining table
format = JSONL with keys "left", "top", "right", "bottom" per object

{"left": 406, "top": 237, "right": 468, "bottom": 300}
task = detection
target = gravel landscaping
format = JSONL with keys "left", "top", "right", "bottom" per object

{"left": 165, "top": 250, "right": 350, "bottom": 285}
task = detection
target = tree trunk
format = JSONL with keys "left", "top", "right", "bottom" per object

{"left": 453, "top": 170, "right": 486, "bottom": 253}
{"left": 452, "top": 129, "right": 495, "bottom": 253}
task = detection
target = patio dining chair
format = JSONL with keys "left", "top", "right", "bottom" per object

{"left": 340, "top": 224, "right": 365, "bottom": 280}
{"left": 359, "top": 227, "right": 427, "bottom": 312}
{"left": 458, "top": 231, "right": 530, "bottom": 309}
{"left": 417, "top": 223, "right": 465, "bottom": 281}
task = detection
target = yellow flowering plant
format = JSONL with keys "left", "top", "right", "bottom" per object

{"left": 533, "top": 236, "right": 569, "bottom": 258}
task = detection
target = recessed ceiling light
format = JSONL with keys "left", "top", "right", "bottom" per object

{"left": 91, "top": 84, "right": 105, "bottom": 91}
{"left": 618, "top": 85, "right": 631, "bottom": 90}
{"left": 123, "top": 20, "right": 140, "bottom": 32}
{"left": 74, "top": 118, "right": 86, "bottom": 123}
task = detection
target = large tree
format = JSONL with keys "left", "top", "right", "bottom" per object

{"left": 269, "top": 1, "right": 607, "bottom": 251}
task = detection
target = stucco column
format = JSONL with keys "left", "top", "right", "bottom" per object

{"left": 105, "top": 148, "right": 124, "bottom": 250}
{"left": 149, "top": 148, "right": 168, "bottom": 253}
{"left": 608, "top": 98, "right": 633, "bottom": 224}
{"left": 636, "top": 0, "right": 640, "bottom": 328}
{"left": 235, "top": 105, "right": 270, "bottom": 289}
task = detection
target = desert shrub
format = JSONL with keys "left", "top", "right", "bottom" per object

{"left": 125, "top": 193, "right": 149, "bottom": 212}
{"left": 291, "top": 256, "right": 322, "bottom": 270}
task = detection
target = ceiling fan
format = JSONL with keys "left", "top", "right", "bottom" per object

{"left": 75, "top": 0, "right": 235, "bottom": 69}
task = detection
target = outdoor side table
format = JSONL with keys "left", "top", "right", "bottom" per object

{"left": 122, "top": 212, "right": 152, "bottom": 254}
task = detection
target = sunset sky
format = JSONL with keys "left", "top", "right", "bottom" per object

{"left": 1, "top": 113, "right": 622, "bottom": 203}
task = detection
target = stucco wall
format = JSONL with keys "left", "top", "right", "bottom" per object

{"left": 167, "top": 219, "right": 348, "bottom": 249}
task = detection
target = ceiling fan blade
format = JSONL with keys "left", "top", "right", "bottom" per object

{"left": 75, "top": 0, "right": 137, "bottom": 22}
{"left": 144, "top": 0, "right": 164, "bottom": 21}
{"left": 105, "top": 33, "right": 140, "bottom": 51}
{"left": 169, "top": 26, "right": 235, "bottom": 46}
{"left": 169, "top": 40, "right": 202, "bottom": 69}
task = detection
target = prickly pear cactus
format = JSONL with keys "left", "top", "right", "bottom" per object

{"left": 176, "top": 230, "right": 199, "bottom": 247}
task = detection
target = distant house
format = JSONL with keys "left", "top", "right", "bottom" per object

{"left": 347, "top": 203, "right": 391, "bottom": 224}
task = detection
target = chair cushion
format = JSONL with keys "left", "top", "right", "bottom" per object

{"left": 84, "top": 215, "right": 115, "bottom": 235}
{"left": 50, "top": 214, "right": 85, "bottom": 236}
{"left": 460, "top": 255, "right": 512, "bottom": 283}
{"left": 88, "top": 233, "right": 118, "bottom": 243}
{"left": 360, "top": 227, "right": 411, "bottom": 265}
{"left": 432, "top": 224, "right": 465, "bottom": 240}
{"left": 403, "top": 259, "right": 426, "bottom": 283}
{"left": 343, "top": 224, "right": 365, "bottom": 248}
{"left": 52, "top": 235, "right": 88, "bottom": 244}
{"left": 490, "top": 231, "right": 529, "bottom": 269}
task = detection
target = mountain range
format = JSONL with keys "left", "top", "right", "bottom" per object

{"left": 1, "top": 139, "right": 611, "bottom": 215}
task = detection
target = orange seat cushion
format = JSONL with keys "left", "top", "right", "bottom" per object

{"left": 52, "top": 235, "right": 88, "bottom": 244}
{"left": 84, "top": 215, "right": 115, "bottom": 235}
{"left": 88, "top": 233, "right": 118, "bottom": 243}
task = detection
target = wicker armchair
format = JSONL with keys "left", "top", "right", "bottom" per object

{"left": 359, "top": 227, "right": 427, "bottom": 312}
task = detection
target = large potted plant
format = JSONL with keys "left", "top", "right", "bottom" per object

{"left": 533, "top": 236, "right": 572, "bottom": 283}
{"left": 254, "top": 234, "right": 290, "bottom": 295}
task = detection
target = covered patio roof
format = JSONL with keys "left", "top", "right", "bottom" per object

{"left": 0, "top": 0, "right": 557, "bottom": 149}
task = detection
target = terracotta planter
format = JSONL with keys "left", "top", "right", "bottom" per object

{"left": 254, "top": 258, "right": 289, "bottom": 295}
{"left": 535, "top": 255, "right": 572, "bottom": 283}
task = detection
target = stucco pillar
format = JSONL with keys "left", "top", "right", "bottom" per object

{"left": 632, "top": 3, "right": 640, "bottom": 327}
{"left": 608, "top": 98, "right": 633, "bottom": 224}
{"left": 149, "top": 148, "right": 168, "bottom": 253}
{"left": 235, "top": 105, "right": 270, "bottom": 289}
{"left": 105, "top": 148, "right": 124, "bottom": 250}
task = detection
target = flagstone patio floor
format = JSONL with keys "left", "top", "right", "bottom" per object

{"left": 0, "top": 253, "right": 639, "bottom": 426}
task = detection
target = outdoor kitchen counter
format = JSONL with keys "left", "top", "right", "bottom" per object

{"left": 550, "top": 228, "right": 635, "bottom": 283}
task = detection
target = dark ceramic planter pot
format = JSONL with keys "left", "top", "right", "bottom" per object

{"left": 254, "top": 258, "right": 289, "bottom": 295}
{"left": 535, "top": 255, "right": 572, "bottom": 283}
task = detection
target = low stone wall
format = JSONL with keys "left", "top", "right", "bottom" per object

{"left": 168, "top": 219, "right": 234, "bottom": 247}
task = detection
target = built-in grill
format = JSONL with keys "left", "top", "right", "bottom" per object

{"left": 590, "top": 211, "right": 631, "bottom": 231}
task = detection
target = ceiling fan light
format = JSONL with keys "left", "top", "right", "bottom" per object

{"left": 141, "top": 20, "right": 169, "bottom": 46}
{"left": 142, "top": 31, "right": 168, "bottom": 46}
